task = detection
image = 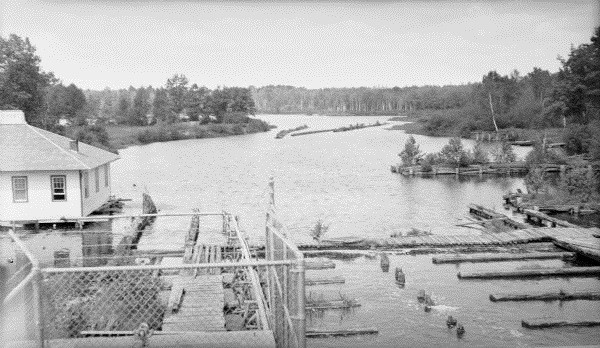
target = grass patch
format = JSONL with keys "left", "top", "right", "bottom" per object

{"left": 102, "top": 119, "right": 275, "bottom": 148}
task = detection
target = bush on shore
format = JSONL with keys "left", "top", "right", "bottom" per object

{"left": 135, "top": 118, "right": 275, "bottom": 145}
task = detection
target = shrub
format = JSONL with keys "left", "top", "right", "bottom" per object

{"left": 559, "top": 167, "right": 596, "bottom": 202}
{"left": 207, "top": 123, "right": 229, "bottom": 134}
{"left": 524, "top": 167, "right": 546, "bottom": 196}
{"left": 439, "top": 138, "right": 473, "bottom": 167}
{"left": 231, "top": 124, "right": 245, "bottom": 135}
{"left": 491, "top": 142, "right": 516, "bottom": 163}
{"left": 472, "top": 141, "right": 489, "bottom": 164}
{"left": 525, "top": 141, "right": 567, "bottom": 167}
{"left": 399, "top": 136, "right": 423, "bottom": 167}
{"left": 222, "top": 112, "right": 251, "bottom": 124}
{"left": 310, "top": 219, "right": 329, "bottom": 242}
{"left": 246, "top": 118, "right": 273, "bottom": 133}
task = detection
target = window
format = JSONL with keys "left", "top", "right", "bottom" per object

{"left": 104, "top": 164, "right": 109, "bottom": 187}
{"left": 94, "top": 167, "right": 100, "bottom": 193}
{"left": 51, "top": 176, "right": 67, "bottom": 201}
{"left": 83, "top": 171, "right": 89, "bottom": 198}
{"left": 12, "top": 176, "right": 28, "bottom": 202}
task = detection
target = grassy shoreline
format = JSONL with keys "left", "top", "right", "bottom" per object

{"left": 385, "top": 115, "right": 566, "bottom": 144}
{"left": 103, "top": 120, "right": 275, "bottom": 150}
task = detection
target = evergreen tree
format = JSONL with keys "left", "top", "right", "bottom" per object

{"left": 130, "top": 87, "right": 151, "bottom": 125}
{"left": 152, "top": 88, "right": 175, "bottom": 124}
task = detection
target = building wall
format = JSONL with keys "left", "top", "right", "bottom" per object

{"left": 81, "top": 164, "right": 112, "bottom": 217}
{"left": 0, "top": 170, "right": 81, "bottom": 221}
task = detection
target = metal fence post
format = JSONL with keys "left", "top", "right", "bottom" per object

{"left": 293, "top": 259, "right": 306, "bottom": 348}
{"left": 31, "top": 267, "right": 45, "bottom": 348}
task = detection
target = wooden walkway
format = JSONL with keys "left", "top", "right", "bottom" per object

{"left": 162, "top": 275, "right": 226, "bottom": 332}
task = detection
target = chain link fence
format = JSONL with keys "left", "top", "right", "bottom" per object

{"left": 265, "top": 203, "right": 306, "bottom": 348}
{"left": 1, "top": 231, "right": 44, "bottom": 346}
{"left": 2, "top": 209, "right": 305, "bottom": 348}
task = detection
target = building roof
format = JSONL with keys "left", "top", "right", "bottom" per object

{"left": 0, "top": 110, "right": 120, "bottom": 171}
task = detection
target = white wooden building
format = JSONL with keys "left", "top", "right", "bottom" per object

{"left": 0, "top": 110, "right": 120, "bottom": 224}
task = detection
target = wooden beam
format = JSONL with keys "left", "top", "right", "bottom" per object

{"left": 458, "top": 266, "right": 600, "bottom": 279}
{"left": 490, "top": 290, "right": 600, "bottom": 302}
{"left": 306, "top": 328, "right": 378, "bottom": 338}
{"left": 432, "top": 252, "right": 575, "bottom": 264}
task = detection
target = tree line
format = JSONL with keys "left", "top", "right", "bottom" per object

{"left": 0, "top": 34, "right": 256, "bottom": 133}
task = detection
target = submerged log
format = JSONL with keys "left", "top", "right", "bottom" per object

{"left": 380, "top": 252, "right": 390, "bottom": 272}
{"left": 305, "top": 258, "right": 336, "bottom": 270}
{"left": 306, "top": 328, "right": 378, "bottom": 338}
{"left": 306, "top": 299, "right": 361, "bottom": 310}
{"left": 432, "top": 252, "right": 575, "bottom": 264}
{"left": 490, "top": 290, "right": 600, "bottom": 302}
{"left": 458, "top": 266, "right": 600, "bottom": 279}
{"left": 305, "top": 277, "right": 346, "bottom": 286}
{"left": 521, "top": 320, "right": 600, "bottom": 329}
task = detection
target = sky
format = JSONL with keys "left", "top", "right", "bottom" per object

{"left": 1, "top": 0, "right": 598, "bottom": 90}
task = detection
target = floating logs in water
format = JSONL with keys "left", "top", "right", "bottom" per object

{"left": 305, "top": 258, "right": 336, "bottom": 270}
{"left": 423, "top": 294, "right": 435, "bottom": 312}
{"left": 489, "top": 290, "right": 600, "bottom": 302}
{"left": 275, "top": 124, "right": 309, "bottom": 139}
{"left": 306, "top": 328, "right": 379, "bottom": 338}
{"left": 305, "top": 277, "right": 346, "bottom": 286}
{"left": 380, "top": 253, "right": 390, "bottom": 272}
{"left": 395, "top": 267, "right": 406, "bottom": 285}
{"left": 458, "top": 266, "right": 600, "bottom": 279}
{"left": 521, "top": 320, "right": 600, "bottom": 329}
{"left": 432, "top": 252, "right": 576, "bottom": 264}
{"left": 417, "top": 290, "right": 426, "bottom": 303}
{"left": 456, "top": 324, "right": 465, "bottom": 337}
{"left": 446, "top": 316, "right": 457, "bottom": 328}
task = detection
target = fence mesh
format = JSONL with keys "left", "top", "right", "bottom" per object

{"left": 1, "top": 232, "right": 41, "bottom": 344}
{"left": 265, "top": 204, "right": 305, "bottom": 348}
{"left": 2, "top": 207, "right": 305, "bottom": 348}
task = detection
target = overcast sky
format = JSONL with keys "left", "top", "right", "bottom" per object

{"left": 1, "top": 1, "right": 598, "bottom": 90}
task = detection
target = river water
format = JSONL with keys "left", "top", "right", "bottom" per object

{"left": 108, "top": 114, "right": 599, "bottom": 347}
{"left": 11, "top": 115, "right": 600, "bottom": 347}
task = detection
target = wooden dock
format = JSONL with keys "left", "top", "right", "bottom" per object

{"left": 162, "top": 275, "right": 227, "bottom": 332}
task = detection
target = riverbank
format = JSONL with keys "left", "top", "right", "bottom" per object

{"left": 103, "top": 119, "right": 275, "bottom": 149}
{"left": 386, "top": 117, "right": 565, "bottom": 143}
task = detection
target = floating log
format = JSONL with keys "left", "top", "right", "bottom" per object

{"left": 306, "top": 299, "right": 361, "bottom": 310}
{"left": 432, "top": 252, "right": 575, "bottom": 264}
{"left": 306, "top": 276, "right": 346, "bottom": 286}
{"left": 306, "top": 328, "right": 378, "bottom": 338}
{"left": 468, "top": 204, "right": 529, "bottom": 229}
{"left": 380, "top": 252, "right": 390, "bottom": 272}
{"left": 305, "top": 258, "right": 336, "bottom": 270}
{"left": 521, "top": 320, "right": 600, "bottom": 329}
{"left": 458, "top": 266, "right": 600, "bottom": 279}
{"left": 395, "top": 267, "right": 406, "bottom": 284}
{"left": 490, "top": 290, "right": 600, "bottom": 302}
{"left": 523, "top": 209, "right": 579, "bottom": 228}
{"left": 275, "top": 124, "right": 309, "bottom": 139}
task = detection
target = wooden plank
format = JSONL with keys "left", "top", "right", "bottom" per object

{"left": 490, "top": 290, "right": 600, "bottom": 302}
{"left": 306, "top": 328, "right": 378, "bottom": 338}
{"left": 167, "top": 282, "right": 184, "bottom": 313}
{"left": 433, "top": 252, "right": 575, "bottom": 264}
{"left": 458, "top": 266, "right": 600, "bottom": 279}
{"left": 522, "top": 320, "right": 600, "bottom": 329}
